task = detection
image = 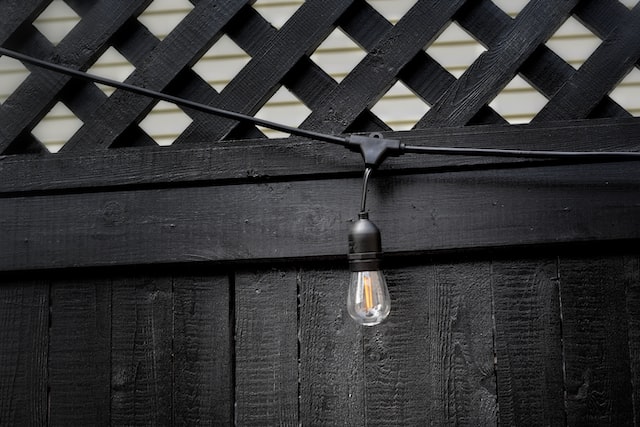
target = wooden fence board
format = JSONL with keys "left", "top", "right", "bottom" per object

{"left": 559, "top": 257, "right": 634, "bottom": 426}
{"left": 48, "top": 279, "right": 111, "bottom": 426}
{"left": 3, "top": 118, "right": 639, "bottom": 195}
{"left": 173, "top": 275, "right": 233, "bottom": 425}
{"left": 2, "top": 160, "right": 640, "bottom": 271}
{"left": 111, "top": 277, "right": 173, "bottom": 425}
{"left": 492, "top": 259, "right": 565, "bottom": 426}
{"left": 0, "top": 281, "right": 48, "bottom": 425}
{"left": 298, "top": 268, "right": 365, "bottom": 425}
{"left": 363, "top": 263, "right": 496, "bottom": 425}
{"left": 626, "top": 256, "right": 640, "bottom": 425}
{"left": 235, "top": 270, "right": 298, "bottom": 425}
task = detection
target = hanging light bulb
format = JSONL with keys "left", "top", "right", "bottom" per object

{"left": 347, "top": 212, "right": 390, "bottom": 326}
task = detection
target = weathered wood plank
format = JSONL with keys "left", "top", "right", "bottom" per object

{"left": 111, "top": 276, "right": 173, "bottom": 425}
{"left": 61, "top": 0, "right": 247, "bottom": 152}
{"left": 298, "top": 268, "right": 364, "bottom": 425}
{"left": 48, "top": 278, "right": 111, "bottom": 426}
{"left": 0, "top": 281, "right": 48, "bottom": 425}
{"left": 0, "top": 0, "right": 153, "bottom": 155}
{"left": 2, "top": 159, "right": 640, "bottom": 271}
{"left": 0, "top": 0, "right": 48, "bottom": 43}
{"left": 364, "top": 262, "right": 496, "bottom": 425}
{"left": 492, "top": 259, "right": 565, "bottom": 426}
{"left": 3, "top": 119, "right": 640, "bottom": 194}
{"left": 559, "top": 256, "right": 634, "bottom": 425}
{"left": 300, "top": 0, "right": 467, "bottom": 135}
{"left": 534, "top": 5, "right": 640, "bottom": 122}
{"left": 235, "top": 270, "right": 298, "bottom": 425}
{"left": 175, "top": 0, "right": 355, "bottom": 144}
{"left": 456, "top": 0, "right": 631, "bottom": 121}
{"left": 173, "top": 275, "right": 233, "bottom": 425}
{"left": 418, "top": 0, "right": 579, "bottom": 128}
{"left": 626, "top": 255, "right": 640, "bottom": 424}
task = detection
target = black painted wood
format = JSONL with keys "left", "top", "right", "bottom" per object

{"left": 2, "top": 160, "right": 640, "bottom": 271}
{"left": 301, "top": 0, "right": 467, "bottom": 135}
{"left": 234, "top": 270, "right": 298, "bottom": 425}
{"left": 2, "top": 118, "right": 640, "bottom": 194}
{"left": 298, "top": 268, "right": 365, "bottom": 425}
{"left": 173, "top": 275, "right": 233, "bottom": 425}
{"left": 534, "top": 4, "right": 640, "bottom": 122}
{"left": 559, "top": 257, "right": 634, "bottom": 425}
{"left": 0, "top": 281, "right": 48, "bottom": 425}
{"left": 48, "top": 279, "right": 111, "bottom": 426}
{"left": 418, "top": 0, "right": 579, "bottom": 128}
{"left": 111, "top": 276, "right": 173, "bottom": 425}
{"left": 626, "top": 256, "right": 640, "bottom": 424}
{"left": 364, "top": 263, "right": 496, "bottom": 425}
{"left": 0, "top": 0, "right": 153, "bottom": 155}
{"left": 492, "top": 259, "right": 565, "bottom": 426}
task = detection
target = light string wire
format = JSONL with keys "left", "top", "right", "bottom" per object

{"left": 2, "top": 46, "right": 640, "bottom": 161}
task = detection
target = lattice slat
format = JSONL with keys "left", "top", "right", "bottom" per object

{"left": 2, "top": 0, "right": 640, "bottom": 155}
{"left": 0, "top": 0, "right": 153, "bottom": 154}
{"left": 173, "top": 0, "right": 355, "bottom": 143}
{"left": 534, "top": 3, "right": 640, "bottom": 122}
{"left": 418, "top": 0, "right": 580, "bottom": 128}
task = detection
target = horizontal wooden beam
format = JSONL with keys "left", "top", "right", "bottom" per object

{"left": 1, "top": 159, "right": 639, "bottom": 271}
{"left": 1, "top": 118, "right": 640, "bottom": 194}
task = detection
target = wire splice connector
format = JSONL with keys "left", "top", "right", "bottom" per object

{"left": 347, "top": 133, "right": 404, "bottom": 168}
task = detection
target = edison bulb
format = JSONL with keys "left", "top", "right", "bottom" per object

{"left": 347, "top": 270, "right": 390, "bottom": 326}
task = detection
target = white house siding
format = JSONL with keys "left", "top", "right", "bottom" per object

{"left": 1, "top": 0, "right": 639, "bottom": 151}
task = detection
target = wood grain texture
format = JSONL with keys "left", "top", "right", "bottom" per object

{"left": 48, "top": 278, "right": 111, "bottom": 426}
{"left": 60, "top": 0, "right": 246, "bottom": 153}
{"left": 534, "top": 4, "right": 640, "bottom": 122}
{"left": 456, "top": 0, "right": 630, "bottom": 120}
{"left": 300, "top": 0, "right": 467, "bottom": 135}
{"left": 235, "top": 270, "right": 298, "bottom": 425}
{"left": 0, "top": 281, "right": 48, "bottom": 425}
{"left": 3, "top": 118, "right": 640, "bottom": 194}
{"left": 625, "top": 255, "right": 640, "bottom": 425}
{"left": 173, "top": 275, "right": 233, "bottom": 425}
{"left": 559, "top": 256, "right": 634, "bottom": 426}
{"left": 0, "top": 0, "right": 153, "bottom": 154}
{"left": 111, "top": 276, "right": 173, "bottom": 425}
{"left": 418, "top": 0, "right": 578, "bottom": 128}
{"left": 298, "top": 268, "right": 365, "bottom": 425}
{"left": 492, "top": 259, "right": 565, "bottom": 426}
{"left": 2, "top": 160, "right": 640, "bottom": 271}
{"left": 364, "top": 263, "right": 496, "bottom": 425}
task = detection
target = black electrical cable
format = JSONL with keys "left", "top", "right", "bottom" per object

{"left": 2, "top": 46, "right": 640, "bottom": 162}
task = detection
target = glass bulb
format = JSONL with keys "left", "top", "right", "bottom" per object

{"left": 347, "top": 270, "right": 390, "bottom": 326}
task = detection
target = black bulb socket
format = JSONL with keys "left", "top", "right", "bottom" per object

{"left": 348, "top": 212, "right": 383, "bottom": 272}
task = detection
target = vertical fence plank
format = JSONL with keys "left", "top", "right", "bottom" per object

{"left": 111, "top": 277, "right": 173, "bottom": 425}
{"left": 625, "top": 255, "right": 640, "bottom": 425}
{"left": 235, "top": 269, "right": 298, "bottom": 425}
{"left": 298, "top": 268, "right": 365, "bottom": 425}
{"left": 0, "top": 281, "right": 48, "bottom": 425}
{"left": 173, "top": 275, "right": 233, "bottom": 425}
{"left": 492, "top": 259, "right": 565, "bottom": 426}
{"left": 49, "top": 279, "right": 111, "bottom": 426}
{"left": 559, "top": 256, "right": 634, "bottom": 426}
{"left": 364, "top": 262, "right": 496, "bottom": 426}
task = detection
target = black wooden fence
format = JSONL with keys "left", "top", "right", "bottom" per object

{"left": 2, "top": 0, "right": 640, "bottom": 425}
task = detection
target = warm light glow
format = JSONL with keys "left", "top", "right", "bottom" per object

{"left": 347, "top": 270, "right": 390, "bottom": 326}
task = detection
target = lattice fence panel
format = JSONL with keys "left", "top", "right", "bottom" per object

{"left": 1, "top": 0, "right": 640, "bottom": 155}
